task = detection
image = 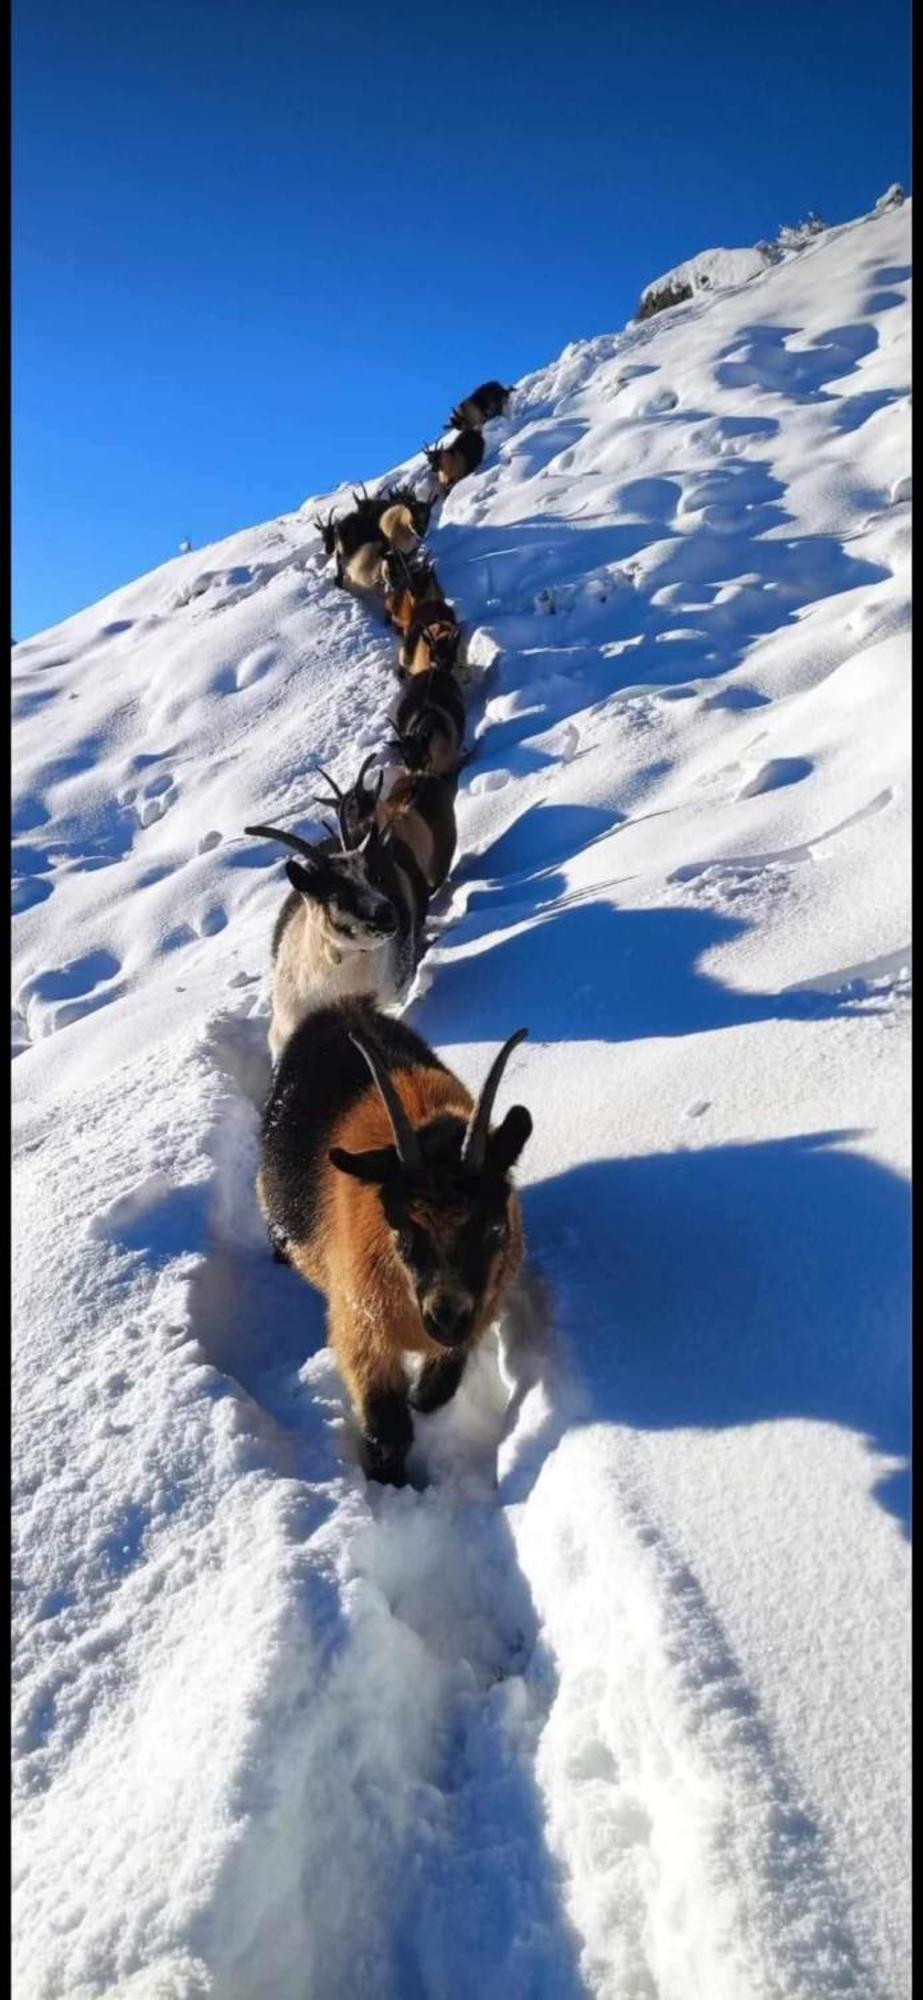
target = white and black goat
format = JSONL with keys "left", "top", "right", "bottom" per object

{"left": 244, "top": 807, "right": 428, "bottom": 1060}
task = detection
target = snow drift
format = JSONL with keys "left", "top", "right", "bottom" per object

{"left": 12, "top": 196, "right": 911, "bottom": 1999}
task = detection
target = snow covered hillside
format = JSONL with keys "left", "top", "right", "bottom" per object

{"left": 12, "top": 198, "right": 911, "bottom": 1999}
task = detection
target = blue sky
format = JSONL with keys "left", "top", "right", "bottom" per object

{"left": 13, "top": 0, "right": 910, "bottom": 639}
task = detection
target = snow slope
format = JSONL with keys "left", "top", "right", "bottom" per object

{"left": 12, "top": 198, "right": 911, "bottom": 1999}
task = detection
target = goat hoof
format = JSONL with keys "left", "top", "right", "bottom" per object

{"left": 363, "top": 1446, "right": 409, "bottom": 1489}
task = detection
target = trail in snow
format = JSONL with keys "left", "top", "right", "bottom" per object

{"left": 12, "top": 197, "right": 910, "bottom": 2000}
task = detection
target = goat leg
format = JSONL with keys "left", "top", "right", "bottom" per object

{"left": 408, "top": 1351, "right": 467, "bottom": 1414}
{"left": 359, "top": 1382, "right": 414, "bottom": 1487}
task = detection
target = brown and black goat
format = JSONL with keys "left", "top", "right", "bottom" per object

{"left": 377, "top": 770, "right": 458, "bottom": 891}
{"left": 325, "top": 754, "right": 458, "bottom": 893}
{"left": 399, "top": 597, "right": 461, "bottom": 678}
{"left": 447, "top": 380, "right": 514, "bottom": 430}
{"left": 423, "top": 428, "right": 485, "bottom": 493}
{"left": 257, "top": 1002, "right": 532, "bottom": 1483}
{"left": 383, "top": 549, "right": 445, "bottom": 637}
{"left": 392, "top": 667, "right": 467, "bottom": 778}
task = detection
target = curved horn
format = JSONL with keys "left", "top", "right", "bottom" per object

{"left": 243, "top": 822, "right": 317, "bottom": 860}
{"left": 313, "top": 765, "right": 345, "bottom": 802}
{"left": 348, "top": 1033, "right": 423, "bottom": 1170}
{"left": 462, "top": 1029, "right": 529, "bottom": 1170}
{"left": 356, "top": 753, "right": 383, "bottom": 801}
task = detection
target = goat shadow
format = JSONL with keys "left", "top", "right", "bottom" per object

{"left": 523, "top": 1133, "right": 910, "bottom": 1534}
{"left": 420, "top": 896, "right": 858, "bottom": 1046}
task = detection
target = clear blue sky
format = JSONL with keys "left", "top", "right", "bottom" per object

{"left": 13, "top": 0, "right": 910, "bottom": 639}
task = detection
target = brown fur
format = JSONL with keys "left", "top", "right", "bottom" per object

{"left": 384, "top": 566, "right": 445, "bottom": 636}
{"left": 283, "top": 1067, "right": 524, "bottom": 1424}
{"left": 433, "top": 447, "right": 467, "bottom": 492}
{"left": 376, "top": 772, "right": 455, "bottom": 888}
{"left": 399, "top": 600, "right": 460, "bottom": 675}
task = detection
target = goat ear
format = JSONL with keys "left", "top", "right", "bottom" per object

{"left": 285, "top": 856, "right": 326, "bottom": 901}
{"left": 329, "top": 1145, "right": 401, "bottom": 1186}
{"left": 485, "top": 1105, "right": 533, "bottom": 1175}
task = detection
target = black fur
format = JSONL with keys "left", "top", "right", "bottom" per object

{"left": 451, "top": 428, "right": 486, "bottom": 472}
{"left": 335, "top": 507, "right": 388, "bottom": 562}
{"left": 362, "top": 1386, "right": 414, "bottom": 1484}
{"left": 394, "top": 668, "right": 466, "bottom": 745}
{"left": 448, "top": 380, "right": 511, "bottom": 427}
{"left": 260, "top": 1001, "right": 450, "bottom": 1248}
{"left": 366, "top": 827, "right": 430, "bottom": 957}
{"left": 408, "top": 1351, "right": 467, "bottom": 1414}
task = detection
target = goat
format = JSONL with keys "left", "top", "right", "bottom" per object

{"left": 377, "top": 770, "right": 458, "bottom": 891}
{"left": 382, "top": 485, "right": 434, "bottom": 537}
{"left": 257, "top": 1002, "right": 532, "bottom": 1484}
{"left": 399, "top": 600, "right": 461, "bottom": 677}
{"left": 447, "top": 381, "right": 514, "bottom": 430}
{"left": 423, "top": 429, "right": 485, "bottom": 492}
{"left": 312, "top": 755, "right": 383, "bottom": 851}
{"left": 377, "top": 503, "right": 421, "bottom": 556}
{"left": 322, "top": 753, "right": 458, "bottom": 894}
{"left": 383, "top": 550, "right": 444, "bottom": 635}
{"left": 337, "top": 539, "right": 388, "bottom": 596}
{"left": 312, "top": 509, "right": 338, "bottom": 557}
{"left": 243, "top": 817, "right": 425, "bottom": 1061}
{"left": 392, "top": 667, "right": 467, "bottom": 776}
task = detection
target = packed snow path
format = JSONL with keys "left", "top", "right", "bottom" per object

{"left": 12, "top": 201, "right": 910, "bottom": 1998}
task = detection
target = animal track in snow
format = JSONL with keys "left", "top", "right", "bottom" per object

{"left": 701, "top": 684, "right": 771, "bottom": 712}
{"left": 19, "top": 950, "right": 124, "bottom": 1038}
{"left": 468, "top": 770, "right": 511, "bottom": 797}
{"left": 197, "top": 831, "right": 222, "bottom": 854}
{"left": 132, "top": 774, "right": 178, "bottom": 827}
{"left": 235, "top": 646, "right": 278, "bottom": 689}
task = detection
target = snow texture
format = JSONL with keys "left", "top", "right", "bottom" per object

{"left": 12, "top": 197, "right": 911, "bottom": 1999}
{"left": 638, "top": 245, "right": 773, "bottom": 317}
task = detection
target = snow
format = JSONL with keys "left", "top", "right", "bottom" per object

{"left": 12, "top": 197, "right": 911, "bottom": 1998}
{"left": 638, "top": 244, "right": 773, "bottom": 315}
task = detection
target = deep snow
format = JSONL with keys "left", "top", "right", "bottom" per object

{"left": 12, "top": 197, "right": 911, "bottom": 1999}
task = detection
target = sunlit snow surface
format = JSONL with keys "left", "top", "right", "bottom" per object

{"left": 12, "top": 201, "right": 910, "bottom": 1999}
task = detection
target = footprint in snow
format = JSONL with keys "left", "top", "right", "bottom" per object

{"left": 197, "top": 830, "right": 222, "bottom": 854}
{"left": 235, "top": 646, "right": 278, "bottom": 689}
{"left": 701, "top": 685, "right": 771, "bottom": 713}
{"left": 19, "top": 950, "right": 124, "bottom": 1038}
{"left": 133, "top": 774, "right": 178, "bottom": 826}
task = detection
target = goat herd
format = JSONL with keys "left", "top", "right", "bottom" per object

{"left": 249, "top": 379, "right": 536, "bottom": 1487}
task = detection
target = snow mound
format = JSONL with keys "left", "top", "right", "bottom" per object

{"left": 638, "top": 245, "right": 773, "bottom": 318}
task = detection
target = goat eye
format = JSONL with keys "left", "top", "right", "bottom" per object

{"left": 487, "top": 1220, "right": 508, "bottom": 1247}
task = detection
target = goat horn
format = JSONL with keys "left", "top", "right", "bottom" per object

{"left": 348, "top": 1033, "right": 423, "bottom": 1170}
{"left": 462, "top": 1029, "right": 529, "bottom": 1170}
{"left": 313, "top": 766, "right": 345, "bottom": 801}
{"left": 243, "top": 822, "right": 317, "bottom": 861}
{"left": 357, "top": 753, "right": 383, "bottom": 799}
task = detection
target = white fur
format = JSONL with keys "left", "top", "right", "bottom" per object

{"left": 268, "top": 898, "right": 407, "bottom": 1061}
